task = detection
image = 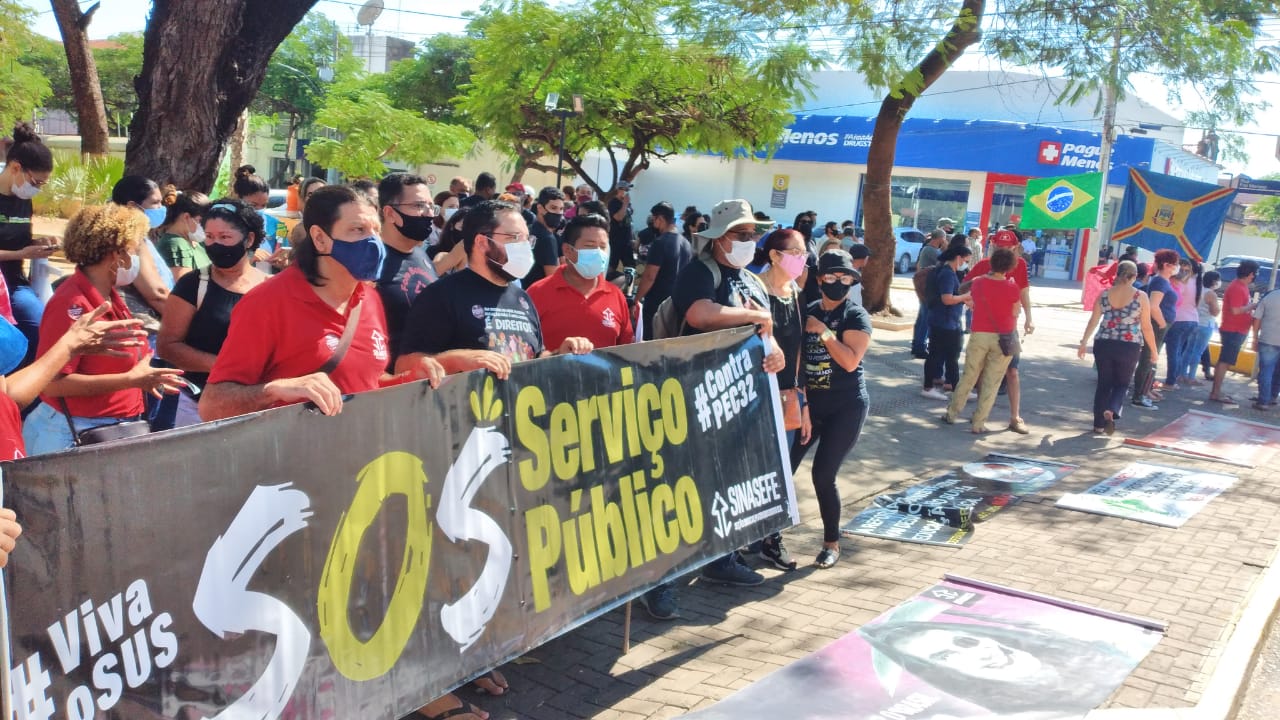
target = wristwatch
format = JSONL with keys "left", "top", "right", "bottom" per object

{"left": 820, "top": 329, "right": 836, "bottom": 343}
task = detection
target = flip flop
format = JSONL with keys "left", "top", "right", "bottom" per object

{"left": 472, "top": 670, "right": 509, "bottom": 696}
{"left": 1103, "top": 412, "right": 1115, "bottom": 436}
{"left": 1210, "top": 395, "right": 1237, "bottom": 404}
{"left": 418, "top": 694, "right": 488, "bottom": 720}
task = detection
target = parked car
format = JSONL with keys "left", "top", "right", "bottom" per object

{"left": 1214, "top": 255, "right": 1275, "bottom": 295}
{"left": 894, "top": 227, "right": 928, "bottom": 273}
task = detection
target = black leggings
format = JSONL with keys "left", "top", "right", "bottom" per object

{"left": 790, "top": 390, "right": 869, "bottom": 542}
{"left": 924, "top": 327, "right": 963, "bottom": 389}
{"left": 1093, "top": 339, "right": 1141, "bottom": 429}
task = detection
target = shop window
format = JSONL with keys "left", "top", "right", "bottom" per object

{"left": 990, "top": 182, "right": 1025, "bottom": 232}
{"left": 883, "top": 176, "right": 971, "bottom": 231}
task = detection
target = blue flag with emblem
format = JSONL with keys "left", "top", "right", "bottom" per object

{"left": 1112, "top": 169, "right": 1236, "bottom": 262}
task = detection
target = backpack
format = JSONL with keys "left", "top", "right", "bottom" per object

{"left": 651, "top": 255, "right": 766, "bottom": 340}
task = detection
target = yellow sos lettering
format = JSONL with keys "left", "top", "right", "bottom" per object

{"left": 317, "top": 452, "right": 433, "bottom": 681}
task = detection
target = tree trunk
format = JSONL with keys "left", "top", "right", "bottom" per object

{"left": 861, "top": 0, "right": 985, "bottom": 313}
{"left": 125, "top": 0, "right": 318, "bottom": 192}
{"left": 228, "top": 110, "right": 249, "bottom": 172}
{"left": 49, "top": 0, "right": 110, "bottom": 156}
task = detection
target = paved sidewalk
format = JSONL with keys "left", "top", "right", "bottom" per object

{"left": 468, "top": 279, "right": 1280, "bottom": 720}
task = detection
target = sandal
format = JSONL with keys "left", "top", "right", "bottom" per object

{"left": 417, "top": 694, "right": 488, "bottom": 720}
{"left": 472, "top": 670, "right": 508, "bottom": 696}
{"left": 1008, "top": 418, "right": 1029, "bottom": 434}
{"left": 1210, "top": 395, "right": 1237, "bottom": 404}
{"left": 941, "top": 413, "right": 956, "bottom": 425}
{"left": 1103, "top": 411, "right": 1115, "bottom": 436}
{"left": 815, "top": 546, "right": 840, "bottom": 569}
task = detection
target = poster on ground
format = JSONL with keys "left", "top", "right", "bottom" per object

{"left": 682, "top": 578, "right": 1164, "bottom": 719}
{"left": 1056, "top": 462, "right": 1236, "bottom": 527}
{"left": 1, "top": 328, "right": 796, "bottom": 720}
{"left": 842, "top": 455, "right": 1075, "bottom": 547}
{"left": 1124, "top": 409, "right": 1280, "bottom": 467}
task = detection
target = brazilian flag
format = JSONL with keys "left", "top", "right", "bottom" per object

{"left": 1021, "top": 173, "right": 1103, "bottom": 230}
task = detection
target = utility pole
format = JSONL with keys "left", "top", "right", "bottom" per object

{"left": 1093, "top": 21, "right": 1122, "bottom": 259}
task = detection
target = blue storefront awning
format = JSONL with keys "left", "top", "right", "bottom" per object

{"left": 767, "top": 116, "right": 1155, "bottom": 186}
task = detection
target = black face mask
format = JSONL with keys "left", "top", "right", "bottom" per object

{"left": 820, "top": 280, "right": 851, "bottom": 302}
{"left": 392, "top": 207, "right": 435, "bottom": 242}
{"left": 206, "top": 241, "right": 247, "bottom": 269}
{"left": 543, "top": 212, "right": 564, "bottom": 229}
{"left": 797, "top": 221, "right": 814, "bottom": 238}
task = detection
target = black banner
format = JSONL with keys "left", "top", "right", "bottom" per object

{"left": 2, "top": 327, "right": 796, "bottom": 720}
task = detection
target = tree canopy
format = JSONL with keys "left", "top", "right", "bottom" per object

{"left": 0, "top": 1, "right": 53, "bottom": 125}
{"left": 374, "top": 33, "right": 476, "bottom": 128}
{"left": 22, "top": 32, "right": 143, "bottom": 137}
{"left": 456, "top": 0, "right": 822, "bottom": 192}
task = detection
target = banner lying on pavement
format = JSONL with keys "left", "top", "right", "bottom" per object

{"left": 1056, "top": 461, "right": 1236, "bottom": 528}
{"left": 1124, "top": 409, "right": 1280, "bottom": 467}
{"left": 1, "top": 327, "right": 796, "bottom": 720}
{"left": 842, "top": 455, "right": 1075, "bottom": 547}
{"left": 682, "top": 575, "right": 1164, "bottom": 720}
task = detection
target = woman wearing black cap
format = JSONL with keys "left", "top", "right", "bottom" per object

{"left": 791, "top": 249, "right": 872, "bottom": 569}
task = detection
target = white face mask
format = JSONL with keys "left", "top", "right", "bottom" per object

{"left": 500, "top": 239, "right": 535, "bottom": 279}
{"left": 190, "top": 222, "right": 206, "bottom": 244}
{"left": 115, "top": 253, "right": 142, "bottom": 287}
{"left": 12, "top": 176, "right": 40, "bottom": 200}
{"left": 724, "top": 239, "right": 756, "bottom": 269}
{"left": 443, "top": 207, "right": 457, "bottom": 222}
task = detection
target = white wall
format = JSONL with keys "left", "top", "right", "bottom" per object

{"left": 1214, "top": 225, "right": 1280, "bottom": 264}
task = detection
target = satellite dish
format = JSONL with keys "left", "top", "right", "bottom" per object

{"left": 356, "top": 0, "right": 384, "bottom": 27}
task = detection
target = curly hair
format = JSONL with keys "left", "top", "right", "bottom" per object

{"left": 64, "top": 205, "right": 149, "bottom": 267}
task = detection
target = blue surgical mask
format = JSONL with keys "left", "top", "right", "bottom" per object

{"left": 143, "top": 207, "right": 167, "bottom": 229}
{"left": 572, "top": 247, "right": 609, "bottom": 279}
{"left": 322, "top": 235, "right": 386, "bottom": 281}
{"left": 0, "top": 319, "right": 29, "bottom": 375}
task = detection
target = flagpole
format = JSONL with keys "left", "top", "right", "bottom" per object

{"left": 1094, "top": 22, "right": 1122, "bottom": 258}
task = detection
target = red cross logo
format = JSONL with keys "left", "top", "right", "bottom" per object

{"left": 1038, "top": 141, "right": 1063, "bottom": 164}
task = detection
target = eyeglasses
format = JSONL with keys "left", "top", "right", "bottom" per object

{"left": 488, "top": 231, "right": 533, "bottom": 246}
{"left": 24, "top": 170, "right": 49, "bottom": 188}
{"left": 819, "top": 273, "right": 856, "bottom": 285}
{"left": 727, "top": 228, "right": 758, "bottom": 242}
{"left": 392, "top": 202, "right": 439, "bottom": 217}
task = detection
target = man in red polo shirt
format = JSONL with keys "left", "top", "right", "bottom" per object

{"left": 964, "top": 226, "right": 1035, "bottom": 434}
{"left": 527, "top": 213, "right": 634, "bottom": 349}
{"left": 201, "top": 186, "right": 443, "bottom": 420}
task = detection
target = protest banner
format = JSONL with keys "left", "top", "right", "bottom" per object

{"left": 842, "top": 455, "right": 1074, "bottom": 547}
{"left": 1124, "top": 409, "right": 1280, "bottom": 467}
{"left": 682, "top": 576, "right": 1164, "bottom": 719}
{"left": 1, "top": 327, "right": 797, "bottom": 720}
{"left": 1056, "top": 462, "right": 1236, "bottom": 528}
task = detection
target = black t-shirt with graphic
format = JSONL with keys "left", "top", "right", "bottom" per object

{"left": 377, "top": 243, "right": 438, "bottom": 361}
{"left": 0, "top": 193, "right": 34, "bottom": 288}
{"left": 672, "top": 258, "right": 768, "bottom": 337}
{"left": 401, "top": 268, "right": 544, "bottom": 361}
{"left": 803, "top": 296, "right": 872, "bottom": 396}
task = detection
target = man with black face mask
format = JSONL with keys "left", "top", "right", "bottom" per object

{"left": 525, "top": 186, "right": 565, "bottom": 286}
{"left": 375, "top": 173, "right": 440, "bottom": 366}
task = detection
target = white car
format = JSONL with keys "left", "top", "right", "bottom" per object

{"left": 894, "top": 227, "right": 928, "bottom": 274}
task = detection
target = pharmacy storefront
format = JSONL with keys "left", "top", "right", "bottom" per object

{"left": 625, "top": 116, "right": 1176, "bottom": 281}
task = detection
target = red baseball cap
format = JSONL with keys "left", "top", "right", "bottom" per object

{"left": 992, "top": 229, "right": 1021, "bottom": 248}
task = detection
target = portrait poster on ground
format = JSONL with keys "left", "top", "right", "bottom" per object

{"left": 1056, "top": 462, "right": 1236, "bottom": 527}
{"left": 1, "top": 328, "right": 796, "bottom": 720}
{"left": 841, "top": 455, "right": 1075, "bottom": 547}
{"left": 682, "top": 577, "right": 1164, "bottom": 719}
{"left": 1124, "top": 409, "right": 1280, "bottom": 467}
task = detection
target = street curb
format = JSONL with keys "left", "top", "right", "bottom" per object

{"left": 1087, "top": 540, "right": 1280, "bottom": 720}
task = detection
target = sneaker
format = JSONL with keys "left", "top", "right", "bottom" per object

{"left": 759, "top": 535, "right": 797, "bottom": 571}
{"left": 701, "top": 554, "right": 765, "bottom": 586}
{"left": 1131, "top": 397, "right": 1159, "bottom": 410}
{"left": 814, "top": 546, "right": 840, "bottom": 569}
{"left": 638, "top": 585, "right": 679, "bottom": 620}
{"left": 921, "top": 387, "right": 949, "bottom": 401}
{"left": 967, "top": 391, "right": 977, "bottom": 400}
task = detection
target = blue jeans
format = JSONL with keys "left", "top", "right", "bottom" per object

{"left": 1258, "top": 343, "right": 1280, "bottom": 404}
{"left": 912, "top": 306, "right": 931, "bottom": 356}
{"left": 1184, "top": 323, "right": 1216, "bottom": 380}
{"left": 9, "top": 284, "right": 43, "bottom": 370}
{"left": 22, "top": 401, "right": 124, "bottom": 457}
{"left": 1164, "top": 321, "right": 1197, "bottom": 385}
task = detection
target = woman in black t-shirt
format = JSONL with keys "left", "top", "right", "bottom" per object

{"left": 157, "top": 200, "right": 267, "bottom": 427}
{"left": 0, "top": 123, "right": 57, "bottom": 370}
{"left": 790, "top": 249, "right": 872, "bottom": 570}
